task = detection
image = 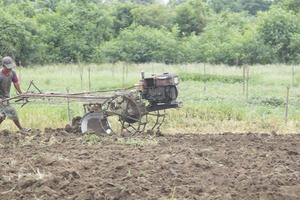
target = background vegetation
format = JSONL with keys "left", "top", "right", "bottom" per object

{"left": 0, "top": 0, "right": 299, "bottom": 66}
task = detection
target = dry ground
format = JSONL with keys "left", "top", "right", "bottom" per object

{"left": 0, "top": 128, "right": 299, "bottom": 200}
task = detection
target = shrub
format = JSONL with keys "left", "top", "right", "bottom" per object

{"left": 95, "top": 26, "right": 183, "bottom": 63}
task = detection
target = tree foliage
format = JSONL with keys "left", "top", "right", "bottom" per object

{"left": 0, "top": 0, "right": 299, "bottom": 65}
{"left": 131, "top": 4, "right": 173, "bottom": 28}
{"left": 96, "top": 26, "right": 182, "bottom": 63}
{"left": 257, "top": 7, "right": 300, "bottom": 63}
{"left": 207, "top": 0, "right": 272, "bottom": 15}
{"left": 275, "top": 0, "right": 300, "bottom": 13}
{"left": 174, "top": 0, "right": 210, "bottom": 36}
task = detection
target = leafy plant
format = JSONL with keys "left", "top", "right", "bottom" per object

{"left": 82, "top": 133, "right": 101, "bottom": 145}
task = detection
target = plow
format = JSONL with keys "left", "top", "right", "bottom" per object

{"left": 4, "top": 72, "right": 180, "bottom": 135}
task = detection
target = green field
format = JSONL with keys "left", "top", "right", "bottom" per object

{"left": 2, "top": 63, "right": 300, "bottom": 134}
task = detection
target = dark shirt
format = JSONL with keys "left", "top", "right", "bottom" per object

{"left": 0, "top": 68, "right": 18, "bottom": 99}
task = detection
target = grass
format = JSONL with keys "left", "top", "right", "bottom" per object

{"left": 179, "top": 72, "right": 244, "bottom": 83}
{"left": 81, "top": 132, "right": 159, "bottom": 146}
{"left": 82, "top": 133, "right": 101, "bottom": 145}
{"left": 1, "top": 62, "right": 300, "bottom": 134}
{"left": 117, "top": 137, "right": 158, "bottom": 146}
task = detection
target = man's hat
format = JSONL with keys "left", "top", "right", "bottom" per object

{"left": 2, "top": 56, "right": 16, "bottom": 69}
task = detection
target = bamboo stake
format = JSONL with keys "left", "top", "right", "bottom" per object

{"left": 77, "top": 56, "right": 83, "bottom": 90}
{"left": 152, "top": 64, "right": 154, "bottom": 74}
{"left": 18, "top": 61, "right": 22, "bottom": 82}
{"left": 66, "top": 88, "right": 71, "bottom": 123}
{"left": 246, "top": 65, "right": 249, "bottom": 101}
{"left": 122, "top": 63, "right": 125, "bottom": 87}
{"left": 88, "top": 67, "right": 91, "bottom": 91}
{"left": 80, "top": 67, "right": 83, "bottom": 90}
{"left": 243, "top": 65, "right": 246, "bottom": 95}
{"left": 112, "top": 63, "right": 115, "bottom": 78}
{"left": 125, "top": 63, "right": 128, "bottom": 82}
{"left": 292, "top": 65, "right": 295, "bottom": 87}
{"left": 285, "top": 86, "right": 290, "bottom": 124}
{"left": 203, "top": 63, "right": 206, "bottom": 93}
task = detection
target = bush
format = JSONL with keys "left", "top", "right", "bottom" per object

{"left": 193, "top": 12, "right": 249, "bottom": 65}
{"left": 0, "top": 8, "right": 36, "bottom": 65}
{"left": 256, "top": 7, "right": 300, "bottom": 63}
{"left": 95, "top": 26, "right": 183, "bottom": 63}
{"left": 174, "top": 0, "right": 210, "bottom": 36}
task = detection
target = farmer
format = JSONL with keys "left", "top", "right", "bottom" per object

{"left": 0, "top": 56, "right": 30, "bottom": 133}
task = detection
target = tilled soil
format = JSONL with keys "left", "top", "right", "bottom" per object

{"left": 0, "top": 129, "right": 299, "bottom": 200}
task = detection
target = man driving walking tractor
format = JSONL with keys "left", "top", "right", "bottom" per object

{"left": 0, "top": 56, "right": 30, "bottom": 133}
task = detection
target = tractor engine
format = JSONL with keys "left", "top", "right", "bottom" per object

{"left": 139, "top": 72, "right": 180, "bottom": 111}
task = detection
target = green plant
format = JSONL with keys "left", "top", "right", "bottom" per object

{"left": 82, "top": 133, "right": 101, "bottom": 145}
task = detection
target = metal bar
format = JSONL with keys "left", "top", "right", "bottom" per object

{"left": 0, "top": 94, "right": 110, "bottom": 104}
{"left": 69, "top": 86, "right": 134, "bottom": 95}
{"left": 19, "top": 93, "right": 111, "bottom": 100}
{"left": 31, "top": 82, "right": 43, "bottom": 93}
{"left": 0, "top": 96, "right": 21, "bottom": 103}
{"left": 25, "top": 81, "right": 33, "bottom": 93}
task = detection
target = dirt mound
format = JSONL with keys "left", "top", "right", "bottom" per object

{"left": 64, "top": 116, "right": 82, "bottom": 134}
{"left": 0, "top": 131, "right": 299, "bottom": 199}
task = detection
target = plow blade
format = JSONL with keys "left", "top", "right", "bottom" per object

{"left": 80, "top": 112, "right": 112, "bottom": 134}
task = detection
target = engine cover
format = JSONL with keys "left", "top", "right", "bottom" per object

{"left": 140, "top": 73, "right": 179, "bottom": 105}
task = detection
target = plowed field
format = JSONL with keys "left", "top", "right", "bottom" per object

{"left": 0, "top": 129, "right": 299, "bottom": 200}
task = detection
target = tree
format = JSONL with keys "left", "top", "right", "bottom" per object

{"left": 257, "top": 7, "right": 300, "bottom": 63}
{"left": 174, "top": 0, "right": 210, "bottom": 36}
{"left": 168, "top": 0, "right": 185, "bottom": 6}
{"left": 112, "top": 3, "right": 136, "bottom": 35}
{"left": 289, "top": 32, "right": 300, "bottom": 63}
{"left": 242, "top": 0, "right": 272, "bottom": 15}
{"left": 275, "top": 0, "right": 300, "bottom": 13}
{"left": 192, "top": 12, "right": 250, "bottom": 65}
{"left": 207, "top": 0, "right": 272, "bottom": 15}
{"left": 0, "top": 6, "right": 37, "bottom": 65}
{"left": 131, "top": 4, "right": 173, "bottom": 28}
{"left": 35, "top": 2, "right": 114, "bottom": 63}
{"left": 95, "top": 26, "right": 182, "bottom": 63}
{"left": 239, "top": 24, "right": 276, "bottom": 64}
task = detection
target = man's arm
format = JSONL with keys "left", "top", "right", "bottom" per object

{"left": 14, "top": 82, "right": 22, "bottom": 94}
{"left": 12, "top": 71, "right": 22, "bottom": 94}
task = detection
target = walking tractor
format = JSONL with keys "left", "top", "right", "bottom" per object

{"left": 7, "top": 72, "right": 181, "bottom": 135}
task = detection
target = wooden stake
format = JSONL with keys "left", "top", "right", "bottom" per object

{"left": 126, "top": 63, "right": 128, "bottom": 81}
{"left": 292, "top": 65, "right": 295, "bottom": 87}
{"left": 18, "top": 61, "right": 22, "bottom": 83}
{"left": 77, "top": 56, "right": 83, "bottom": 90}
{"left": 152, "top": 63, "right": 154, "bottom": 74}
{"left": 243, "top": 65, "right": 246, "bottom": 95}
{"left": 112, "top": 63, "right": 115, "bottom": 78}
{"left": 285, "top": 86, "right": 290, "bottom": 124}
{"left": 66, "top": 88, "right": 71, "bottom": 123}
{"left": 88, "top": 67, "right": 91, "bottom": 91}
{"left": 203, "top": 63, "right": 206, "bottom": 93}
{"left": 246, "top": 65, "right": 249, "bottom": 101}
{"left": 122, "top": 63, "right": 125, "bottom": 87}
